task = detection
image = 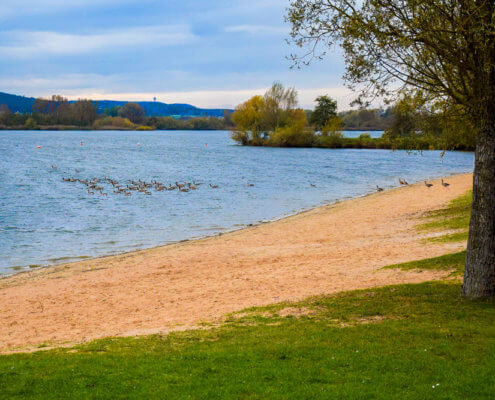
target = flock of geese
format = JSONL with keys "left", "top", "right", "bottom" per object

{"left": 61, "top": 176, "right": 222, "bottom": 197}
{"left": 376, "top": 177, "right": 450, "bottom": 192}
{"left": 58, "top": 164, "right": 451, "bottom": 197}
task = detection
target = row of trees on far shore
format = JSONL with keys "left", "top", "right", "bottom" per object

{"left": 230, "top": 83, "right": 475, "bottom": 151}
{"left": 0, "top": 95, "right": 235, "bottom": 131}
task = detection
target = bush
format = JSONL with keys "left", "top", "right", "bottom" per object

{"left": 93, "top": 116, "right": 135, "bottom": 129}
{"left": 317, "top": 131, "right": 345, "bottom": 148}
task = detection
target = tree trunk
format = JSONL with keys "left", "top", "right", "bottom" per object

{"left": 462, "top": 112, "right": 495, "bottom": 298}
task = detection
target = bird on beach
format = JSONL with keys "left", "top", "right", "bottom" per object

{"left": 441, "top": 179, "right": 450, "bottom": 187}
{"left": 399, "top": 178, "right": 409, "bottom": 185}
{"left": 425, "top": 181, "right": 434, "bottom": 188}
{"left": 376, "top": 185, "right": 384, "bottom": 192}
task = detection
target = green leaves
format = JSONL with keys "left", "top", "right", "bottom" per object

{"left": 286, "top": 0, "right": 495, "bottom": 114}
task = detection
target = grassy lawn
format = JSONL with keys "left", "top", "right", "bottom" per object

{"left": 384, "top": 251, "right": 466, "bottom": 276}
{"left": 0, "top": 281, "right": 494, "bottom": 399}
{"left": 1, "top": 191, "right": 494, "bottom": 399}
{"left": 418, "top": 190, "right": 472, "bottom": 243}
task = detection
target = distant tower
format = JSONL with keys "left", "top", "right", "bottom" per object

{"left": 153, "top": 97, "right": 157, "bottom": 102}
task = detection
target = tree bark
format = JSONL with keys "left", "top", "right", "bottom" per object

{"left": 462, "top": 112, "right": 495, "bottom": 298}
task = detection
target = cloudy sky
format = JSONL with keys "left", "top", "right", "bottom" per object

{"left": 0, "top": 0, "right": 355, "bottom": 109}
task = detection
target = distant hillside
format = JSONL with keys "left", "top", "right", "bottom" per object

{"left": 0, "top": 92, "right": 36, "bottom": 113}
{"left": 0, "top": 92, "right": 229, "bottom": 118}
{"left": 94, "top": 100, "right": 227, "bottom": 118}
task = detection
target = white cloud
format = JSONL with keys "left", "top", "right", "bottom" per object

{"left": 68, "top": 87, "right": 358, "bottom": 110}
{"left": 0, "top": 26, "right": 196, "bottom": 58}
{"left": 225, "top": 25, "right": 288, "bottom": 35}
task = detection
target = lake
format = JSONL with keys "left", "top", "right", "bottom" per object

{"left": 0, "top": 130, "right": 473, "bottom": 276}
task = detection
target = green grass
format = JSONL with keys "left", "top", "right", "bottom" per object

{"left": 418, "top": 190, "right": 472, "bottom": 243}
{"left": 1, "top": 279, "right": 494, "bottom": 399}
{"left": 429, "top": 231, "right": 469, "bottom": 243}
{"left": 384, "top": 251, "right": 466, "bottom": 276}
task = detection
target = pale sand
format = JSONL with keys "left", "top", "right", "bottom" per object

{"left": 0, "top": 174, "right": 472, "bottom": 352}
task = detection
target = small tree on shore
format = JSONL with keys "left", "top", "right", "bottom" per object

{"left": 310, "top": 95, "right": 338, "bottom": 131}
{"left": 119, "top": 103, "right": 145, "bottom": 124}
{"left": 231, "top": 83, "right": 309, "bottom": 146}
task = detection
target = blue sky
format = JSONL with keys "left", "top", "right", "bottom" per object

{"left": 0, "top": 0, "right": 354, "bottom": 109}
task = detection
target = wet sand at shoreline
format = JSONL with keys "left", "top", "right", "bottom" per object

{"left": 0, "top": 174, "right": 472, "bottom": 352}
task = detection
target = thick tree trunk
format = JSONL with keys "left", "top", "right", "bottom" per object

{"left": 462, "top": 113, "right": 495, "bottom": 298}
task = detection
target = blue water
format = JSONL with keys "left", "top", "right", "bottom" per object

{"left": 342, "top": 130, "right": 383, "bottom": 138}
{"left": 0, "top": 130, "right": 473, "bottom": 276}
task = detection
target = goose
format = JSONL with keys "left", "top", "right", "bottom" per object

{"left": 376, "top": 185, "right": 384, "bottom": 192}
{"left": 310, "top": 183, "right": 316, "bottom": 188}
{"left": 425, "top": 181, "right": 433, "bottom": 188}
{"left": 209, "top": 184, "right": 219, "bottom": 189}
{"left": 179, "top": 188, "right": 189, "bottom": 192}
{"left": 441, "top": 179, "right": 450, "bottom": 187}
{"left": 247, "top": 183, "right": 254, "bottom": 187}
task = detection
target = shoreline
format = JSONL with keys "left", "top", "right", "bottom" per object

{"left": 1, "top": 171, "right": 469, "bottom": 280}
{"left": 0, "top": 173, "right": 473, "bottom": 352}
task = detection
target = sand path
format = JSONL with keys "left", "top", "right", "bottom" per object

{"left": 0, "top": 174, "right": 472, "bottom": 352}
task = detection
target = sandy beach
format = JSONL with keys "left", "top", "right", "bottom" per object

{"left": 0, "top": 174, "right": 472, "bottom": 352}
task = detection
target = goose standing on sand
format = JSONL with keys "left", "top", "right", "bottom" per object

{"left": 442, "top": 179, "right": 450, "bottom": 187}
{"left": 425, "top": 181, "right": 433, "bottom": 188}
{"left": 376, "top": 185, "right": 384, "bottom": 192}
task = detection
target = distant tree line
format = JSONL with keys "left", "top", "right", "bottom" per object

{"left": 0, "top": 96, "right": 235, "bottom": 131}
{"left": 230, "top": 83, "right": 475, "bottom": 151}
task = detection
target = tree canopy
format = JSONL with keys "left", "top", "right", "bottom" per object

{"left": 286, "top": 0, "right": 495, "bottom": 298}
{"left": 231, "top": 83, "right": 309, "bottom": 146}
{"left": 119, "top": 103, "right": 146, "bottom": 124}
{"left": 310, "top": 95, "right": 337, "bottom": 130}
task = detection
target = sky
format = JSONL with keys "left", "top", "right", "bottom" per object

{"left": 0, "top": 0, "right": 356, "bottom": 109}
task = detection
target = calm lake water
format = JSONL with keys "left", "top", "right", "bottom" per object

{"left": 0, "top": 130, "right": 473, "bottom": 276}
